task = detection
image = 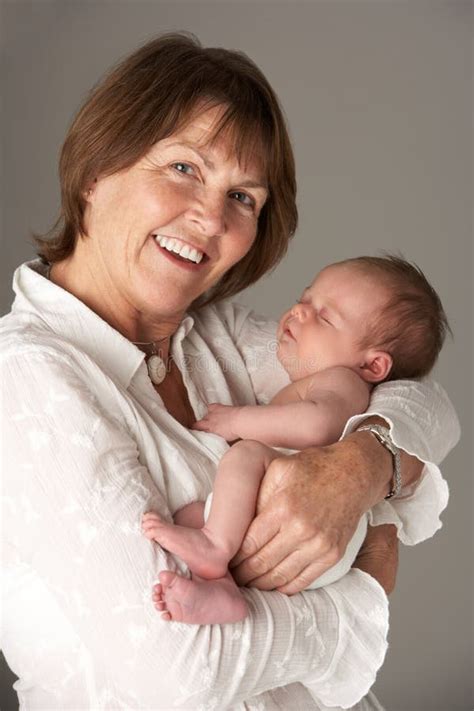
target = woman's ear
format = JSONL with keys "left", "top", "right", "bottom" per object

{"left": 83, "top": 177, "right": 98, "bottom": 202}
{"left": 359, "top": 350, "right": 393, "bottom": 383}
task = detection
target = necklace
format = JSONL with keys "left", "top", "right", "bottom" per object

{"left": 132, "top": 338, "right": 170, "bottom": 385}
{"left": 44, "top": 262, "right": 170, "bottom": 385}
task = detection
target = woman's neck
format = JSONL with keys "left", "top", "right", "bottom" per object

{"left": 49, "top": 254, "right": 183, "bottom": 361}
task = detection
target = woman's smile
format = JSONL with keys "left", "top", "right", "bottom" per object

{"left": 152, "top": 233, "right": 208, "bottom": 265}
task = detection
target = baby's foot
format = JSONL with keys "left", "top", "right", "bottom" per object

{"left": 142, "top": 511, "right": 231, "bottom": 578}
{"left": 153, "top": 570, "right": 248, "bottom": 624}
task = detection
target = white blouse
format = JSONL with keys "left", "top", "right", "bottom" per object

{"left": 0, "top": 261, "right": 460, "bottom": 711}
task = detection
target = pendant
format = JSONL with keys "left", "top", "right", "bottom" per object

{"left": 147, "top": 354, "right": 167, "bottom": 385}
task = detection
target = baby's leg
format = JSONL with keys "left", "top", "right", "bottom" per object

{"left": 142, "top": 440, "right": 278, "bottom": 579}
{"left": 174, "top": 501, "right": 206, "bottom": 528}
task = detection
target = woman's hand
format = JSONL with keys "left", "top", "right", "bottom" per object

{"left": 231, "top": 432, "right": 398, "bottom": 594}
{"left": 352, "top": 523, "right": 399, "bottom": 595}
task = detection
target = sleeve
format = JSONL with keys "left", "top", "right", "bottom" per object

{"left": 1, "top": 349, "right": 388, "bottom": 709}
{"left": 341, "top": 379, "right": 461, "bottom": 545}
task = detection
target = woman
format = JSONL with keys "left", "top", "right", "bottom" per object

{"left": 1, "top": 33, "right": 459, "bottom": 710}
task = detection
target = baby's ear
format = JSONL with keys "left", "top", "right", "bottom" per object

{"left": 359, "top": 350, "right": 393, "bottom": 383}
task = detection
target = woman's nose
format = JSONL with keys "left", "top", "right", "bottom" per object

{"left": 187, "top": 192, "right": 227, "bottom": 237}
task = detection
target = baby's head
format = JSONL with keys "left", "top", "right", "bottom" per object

{"left": 277, "top": 255, "right": 450, "bottom": 384}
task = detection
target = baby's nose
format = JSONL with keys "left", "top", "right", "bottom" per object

{"left": 291, "top": 303, "right": 311, "bottom": 320}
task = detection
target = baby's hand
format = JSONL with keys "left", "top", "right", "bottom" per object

{"left": 192, "top": 403, "right": 242, "bottom": 441}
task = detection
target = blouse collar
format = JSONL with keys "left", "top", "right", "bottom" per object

{"left": 11, "top": 260, "right": 195, "bottom": 389}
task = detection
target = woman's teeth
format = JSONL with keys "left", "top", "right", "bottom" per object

{"left": 154, "top": 235, "right": 204, "bottom": 264}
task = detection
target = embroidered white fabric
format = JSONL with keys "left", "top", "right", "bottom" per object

{"left": 0, "top": 261, "right": 460, "bottom": 710}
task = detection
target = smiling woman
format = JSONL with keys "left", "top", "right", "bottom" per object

{"left": 1, "top": 32, "right": 460, "bottom": 711}
{"left": 49, "top": 106, "right": 270, "bottom": 340}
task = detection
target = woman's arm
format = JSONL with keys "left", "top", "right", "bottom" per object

{"left": 1, "top": 349, "right": 388, "bottom": 709}
{"left": 232, "top": 378, "right": 460, "bottom": 593}
{"left": 353, "top": 524, "right": 399, "bottom": 596}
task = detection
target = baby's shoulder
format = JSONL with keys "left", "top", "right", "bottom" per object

{"left": 305, "top": 366, "right": 371, "bottom": 406}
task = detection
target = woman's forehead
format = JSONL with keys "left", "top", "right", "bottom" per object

{"left": 159, "top": 103, "right": 269, "bottom": 177}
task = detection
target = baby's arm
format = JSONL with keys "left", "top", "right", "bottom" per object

{"left": 193, "top": 366, "right": 371, "bottom": 448}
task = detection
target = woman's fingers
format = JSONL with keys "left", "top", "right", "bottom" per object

{"left": 230, "top": 500, "right": 340, "bottom": 589}
{"left": 240, "top": 548, "right": 313, "bottom": 591}
{"left": 275, "top": 556, "right": 339, "bottom": 595}
{"left": 230, "top": 456, "right": 300, "bottom": 577}
{"left": 233, "top": 533, "right": 342, "bottom": 592}
{"left": 231, "top": 532, "right": 285, "bottom": 586}
{"left": 231, "top": 503, "right": 282, "bottom": 567}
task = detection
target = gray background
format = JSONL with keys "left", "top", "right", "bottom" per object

{"left": 1, "top": 1, "right": 472, "bottom": 709}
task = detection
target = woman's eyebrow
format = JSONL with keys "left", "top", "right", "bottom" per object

{"left": 237, "top": 179, "right": 268, "bottom": 191}
{"left": 165, "top": 141, "right": 215, "bottom": 169}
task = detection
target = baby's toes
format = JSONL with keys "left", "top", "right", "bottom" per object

{"left": 143, "top": 526, "right": 160, "bottom": 540}
{"left": 151, "top": 583, "right": 169, "bottom": 614}
{"left": 152, "top": 583, "right": 163, "bottom": 600}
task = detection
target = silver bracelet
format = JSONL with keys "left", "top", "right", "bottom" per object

{"left": 356, "top": 424, "right": 402, "bottom": 500}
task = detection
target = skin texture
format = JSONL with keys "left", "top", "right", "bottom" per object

{"left": 232, "top": 419, "right": 421, "bottom": 594}
{"left": 231, "top": 438, "right": 381, "bottom": 592}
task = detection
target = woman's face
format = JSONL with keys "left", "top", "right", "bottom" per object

{"left": 83, "top": 105, "right": 268, "bottom": 324}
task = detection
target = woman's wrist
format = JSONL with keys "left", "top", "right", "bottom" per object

{"left": 344, "top": 417, "right": 395, "bottom": 505}
{"left": 345, "top": 415, "right": 424, "bottom": 504}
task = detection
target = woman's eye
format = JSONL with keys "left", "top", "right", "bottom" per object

{"left": 172, "top": 162, "right": 195, "bottom": 175}
{"left": 229, "top": 191, "right": 255, "bottom": 208}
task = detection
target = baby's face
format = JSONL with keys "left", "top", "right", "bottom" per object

{"left": 277, "top": 264, "right": 389, "bottom": 381}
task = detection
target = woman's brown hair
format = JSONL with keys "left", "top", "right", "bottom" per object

{"left": 36, "top": 33, "right": 297, "bottom": 305}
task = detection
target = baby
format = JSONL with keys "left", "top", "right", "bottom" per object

{"left": 142, "top": 255, "right": 449, "bottom": 624}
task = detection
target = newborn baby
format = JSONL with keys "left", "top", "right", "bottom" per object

{"left": 142, "top": 255, "right": 449, "bottom": 624}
